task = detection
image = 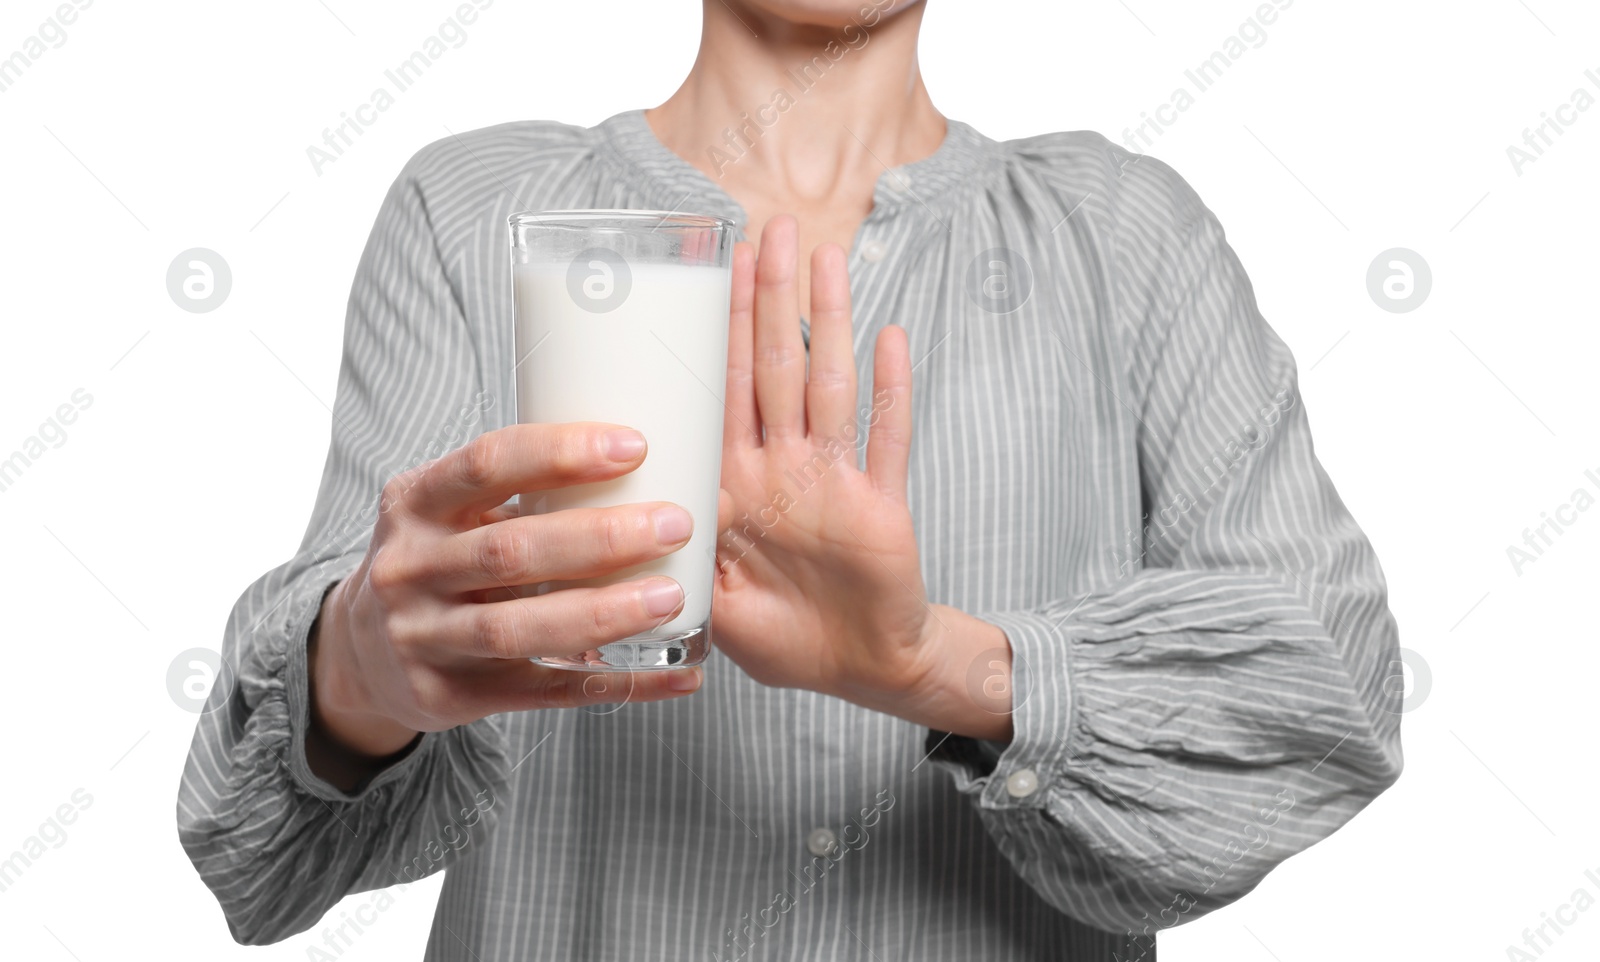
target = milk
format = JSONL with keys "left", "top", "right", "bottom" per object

{"left": 513, "top": 261, "right": 731, "bottom": 654}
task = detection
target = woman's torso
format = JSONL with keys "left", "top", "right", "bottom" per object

{"left": 417, "top": 108, "right": 1155, "bottom": 961}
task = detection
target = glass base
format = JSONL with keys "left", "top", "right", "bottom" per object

{"left": 529, "top": 625, "right": 709, "bottom": 671}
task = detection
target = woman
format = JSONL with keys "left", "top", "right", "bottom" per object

{"left": 179, "top": 0, "right": 1403, "bottom": 958}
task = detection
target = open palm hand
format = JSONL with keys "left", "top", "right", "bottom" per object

{"left": 710, "top": 216, "right": 937, "bottom": 708}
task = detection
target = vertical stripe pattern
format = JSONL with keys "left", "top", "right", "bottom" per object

{"left": 177, "top": 110, "right": 1402, "bottom": 960}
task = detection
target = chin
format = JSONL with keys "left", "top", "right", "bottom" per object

{"left": 735, "top": 0, "right": 921, "bottom": 30}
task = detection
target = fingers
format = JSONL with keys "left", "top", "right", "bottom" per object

{"left": 752, "top": 215, "right": 807, "bottom": 440}
{"left": 424, "top": 503, "right": 693, "bottom": 593}
{"left": 724, "top": 242, "right": 760, "bottom": 449}
{"left": 401, "top": 422, "right": 647, "bottom": 522}
{"left": 470, "top": 662, "right": 704, "bottom": 716}
{"left": 865, "top": 325, "right": 913, "bottom": 501}
{"left": 805, "top": 243, "right": 858, "bottom": 441}
{"left": 475, "top": 503, "right": 521, "bottom": 527}
{"left": 441, "top": 577, "right": 687, "bottom": 661}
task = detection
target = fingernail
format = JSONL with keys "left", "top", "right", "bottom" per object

{"left": 668, "top": 668, "right": 702, "bottom": 692}
{"left": 604, "top": 429, "right": 646, "bottom": 461}
{"left": 652, "top": 505, "right": 693, "bottom": 545}
{"left": 641, "top": 579, "right": 684, "bottom": 617}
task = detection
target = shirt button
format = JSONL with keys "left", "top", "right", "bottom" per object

{"left": 1005, "top": 768, "right": 1040, "bottom": 799}
{"left": 805, "top": 827, "right": 839, "bottom": 857}
{"left": 859, "top": 240, "right": 888, "bottom": 263}
{"left": 890, "top": 171, "right": 913, "bottom": 194}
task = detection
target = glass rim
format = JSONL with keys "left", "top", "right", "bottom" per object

{"left": 508, "top": 208, "right": 736, "bottom": 231}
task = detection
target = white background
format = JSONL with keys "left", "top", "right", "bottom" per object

{"left": 0, "top": 0, "right": 1596, "bottom": 959}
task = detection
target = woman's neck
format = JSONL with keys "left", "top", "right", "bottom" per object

{"left": 646, "top": 0, "right": 945, "bottom": 211}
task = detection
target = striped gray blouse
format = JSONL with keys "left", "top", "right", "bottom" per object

{"left": 177, "top": 108, "right": 1403, "bottom": 960}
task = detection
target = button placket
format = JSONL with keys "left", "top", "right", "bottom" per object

{"left": 806, "top": 827, "right": 840, "bottom": 857}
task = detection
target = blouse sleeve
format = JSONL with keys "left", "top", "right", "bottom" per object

{"left": 927, "top": 159, "right": 1404, "bottom": 937}
{"left": 176, "top": 145, "right": 512, "bottom": 945}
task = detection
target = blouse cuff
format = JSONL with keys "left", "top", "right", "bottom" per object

{"left": 276, "top": 560, "right": 437, "bottom": 804}
{"left": 926, "top": 609, "right": 1077, "bottom": 814}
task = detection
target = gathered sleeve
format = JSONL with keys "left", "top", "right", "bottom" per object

{"left": 929, "top": 165, "right": 1403, "bottom": 935}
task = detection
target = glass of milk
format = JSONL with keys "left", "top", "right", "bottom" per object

{"left": 509, "top": 210, "right": 735, "bottom": 671}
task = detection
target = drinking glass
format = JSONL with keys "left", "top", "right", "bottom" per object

{"left": 509, "top": 209, "right": 736, "bottom": 670}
